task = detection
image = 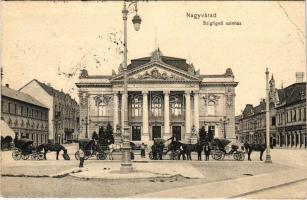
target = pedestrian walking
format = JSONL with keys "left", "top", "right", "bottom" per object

{"left": 140, "top": 142, "right": 146, "bottom": 158}
{"left": 204, "top": 143, "right": 211, "bottom": 161}
{"left": 78, "top": 148, "right": 85, "bottom": 168}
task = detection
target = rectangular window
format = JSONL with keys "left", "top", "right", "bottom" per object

{"left": 304, "top": 108, "right": 306, "bottom": 121}
{"left": 208, "top": 125, "right": 215, "bottom": 138}
{"left": 14, "top": 104, "right": 17, "bottom": 114}
{"left": 298, "top": 109, "right": 302, "bottom": 121}
{"left": 132, "top": 126, "right": 141, "bottom": 141}
{"left": 31, "top": 109, "right": 34, "bottom": 117}
{"left": 21, "top": 106, "right": 24, "bottom": 116}
{"left": 272, "top": 117, "right": 276, "bottom": 126}
{"left": 8, "top": 103, "right": 11, "bottom": 113}
{"left": 293, "top": 110, "right": 296, "bottom": 121}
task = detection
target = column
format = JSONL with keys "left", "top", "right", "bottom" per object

{"left": 185, "top": 91, "right": 191, "bottom": 141}
{"left": 121, "top": 93, "right": 125, "bottom": 134}
{"left": 298, "top": 132, "right": 301, "bottom": 148}
{"left": 113, "top": 92, "right": 119, "bottom": 131}
{"left": 194, "top": 91, "right": 200, "bottom": 131}
{"left": 290, "top": 133, "right": 292, "bottom": 147}
{"left": 285, "top": 133, "right": 288, "bottom": 148}
{"left": 163, "top": 91, "right": 170, "bottom": 140}
{"left": 142, "top": 91, "right": 149, "bottom": 141}
{"left": 294, "top": 132, "right": 297, "bottom": 148}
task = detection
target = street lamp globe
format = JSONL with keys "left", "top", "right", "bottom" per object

{"left": 132, "top": 14, "right": 142, "bottom": 31}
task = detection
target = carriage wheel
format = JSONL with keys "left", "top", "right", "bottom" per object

{"left": 75, "top": 151, "right": 80, "bottom": 160}
{"left": 21, "top": 154, "right": 29, "bottom": 160}
{"left": 239, "top": 152, "right": 245, "bottom": 161}
{"left": 31, "top": 153, "right": 39, "bottom": 160}
{"left": 12, "top": 150, "right": 21, "bottom": 160}
{"left": 211, "top": 150, "right": 224, "bottom": 160}
{"left": 96, "top": 152, "right": 107, "bottom": 160}
{"left": 233, "top": 152, "right": 239, "bottom": 161}
{"left": 38, "top": 153, "right": 45, "bottom": 160}
{"left": 149, "top": 151, "right": 154, "bottom": 160}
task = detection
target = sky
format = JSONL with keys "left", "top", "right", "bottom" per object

{"left": 1, "top": 1, "right": 306, "bottom": 115}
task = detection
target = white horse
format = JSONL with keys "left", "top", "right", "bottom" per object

{"left": 108, "top": 143, "right": 122, "bottom": 160}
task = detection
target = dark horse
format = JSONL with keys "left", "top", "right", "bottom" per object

{"left": 168, "top": 141, "right": 202, "bottom": 160}
{"left": 1, "top": 136, "right": 13, "bottom": 150}
{"left": 244, "top": 142, "right": 266, "bottom": 161}
{"left": 37, "top": 143, "right": 68, "bottom": 160}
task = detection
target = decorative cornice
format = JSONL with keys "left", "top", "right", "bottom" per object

{"left": 111, "top": 61, "right": 200, "bottom": 82}
{"left": 201, "top": 82, "right": 239, "bottom": 87}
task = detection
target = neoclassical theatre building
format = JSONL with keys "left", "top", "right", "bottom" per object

{"left": 76, "top": 49, "right": 238, "bottom": 143}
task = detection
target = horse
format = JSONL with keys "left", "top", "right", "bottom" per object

{"left": 1, "top": 136, "right": 13, "bottom": 150}
{"left": 37, "top": 143, "right": 68, "bottom": 160}
{"left": 244, "top": 142, "right": 266, "bottom": 161}
{"left": 107, "top": 143, "right": 122, "bottom": 160}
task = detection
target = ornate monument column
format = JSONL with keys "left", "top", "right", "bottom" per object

{"left": 121, "top": 93, "right": 125, "bottom": 134}
{"left": 142, "top": 91, "right": 149, "bottom": 141}
{"left": 194, "top": 91, "right": 200, "bottom": 131}
{"left": 185, "top": 91, "right": 191, "bottom": 142}
{"left": 164, "top": 91, "right": 170, "bottom": 140}
{"left": 113, "top": 92, "right": 119, "bottom": 130}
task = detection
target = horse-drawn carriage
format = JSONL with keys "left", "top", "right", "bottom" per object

{"left": 75, "top": 139, "right": 107, "bottom": 160}
{"left": 12, "top": 139, "right": 44, "bottom": 160}
{"left": 148, "top": 138, "right": 178, "bottom": 160}
{"left": 210, "top": 138, "right": 245, "bottom": 161}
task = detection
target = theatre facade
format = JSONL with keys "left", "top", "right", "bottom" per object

{"left": 76, "top": 49, "right": 238, "bottom": 143}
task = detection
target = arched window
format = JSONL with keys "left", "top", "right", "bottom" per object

{"left": 170, "top": 95, "right": 183, "bottom": 116}
{"left": 151, "top": 96, "right": 162, "bottom": 117}
{"left": 131, "top": 96, "right": 142, "bottom": 117}
{"left": 207, "top": 101, "right": 215, "bottom": 116}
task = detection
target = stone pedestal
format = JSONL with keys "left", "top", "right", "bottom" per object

{"left": 190, "top": 135, "right": 198, "bottom": 144}
{"left": 114, "top": 136, "right": 122, "bottom": 145}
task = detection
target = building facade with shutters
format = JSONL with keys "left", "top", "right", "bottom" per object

{"left": 1, "top": 85, "right": 49, "bottom": 146}
{"left": 76, "top": 49, "right": 238, "bottom": 144}
{"left": 19, "top": 79, "right": 80, "bottom": 144}
{"left": 236, "top": 72, "right": 307, "bottom": 148}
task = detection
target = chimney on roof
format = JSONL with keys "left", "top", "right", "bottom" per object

{"left": 296, "top": 72, "right": 304, "bottom": 83}
{"left": 5, "top": 84, "right": 9, "bottom": 88}
{"left": 47, "top": 83, "right": 51, "bottom": 87}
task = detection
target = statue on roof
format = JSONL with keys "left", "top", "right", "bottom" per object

{"left": 79, "top": 69, "right": 88, "bottom": 79}
{"left": 225, "top": 68, "right": 234, "bottom": 77}
{"left": 118, "top": 63, "right": 123, "bottom": 73}
{"left": 150, "top": 48, "right": 162, "bottom": 62}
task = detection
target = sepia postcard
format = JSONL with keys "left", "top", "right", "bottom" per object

{"left": 0, "top": 0, "right": 306, "bottom": 198}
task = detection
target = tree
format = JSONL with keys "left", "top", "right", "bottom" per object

{"left": 98, "top": 126, "right": 107, "bottom": 144}
{"left": 105, "top": 123, "right": 114, "bottom": 144}
{"left": 199, "top": 126, "right": 206, "bottom": 144}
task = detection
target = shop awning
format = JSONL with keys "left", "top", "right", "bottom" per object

{"left": 1, "top": 120, "right": 16, "bottom": 138}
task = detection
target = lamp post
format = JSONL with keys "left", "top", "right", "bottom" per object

{"left": 220, "top": 116, "right": 229, "bottom": 139}
{"left": 265, "top": 68, "right": 272, "bottom": 163}
{"left": 81, "top": 116, "right": 91, "bottom": 139}
{"left": 121, "top": 0, "right": 142, "bottom": 173}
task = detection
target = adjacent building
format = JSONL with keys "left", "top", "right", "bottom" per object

{"left": 236, "top": 72, "right": 306, "bottom": 148}
{"left": 19, "top": 80, "right": 80, "bottom": 144}
{"left": 76, "top": 49, "right": 238, "bottom": 143}
{"left": 275, "top": 72, "right": 306, "bottom": 148}
{"left": 1, "top": 84, "right": 49, "bottom": 146}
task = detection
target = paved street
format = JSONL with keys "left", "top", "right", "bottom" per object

{"left": 1, "top": 146, "right": 306, "bottom": 198}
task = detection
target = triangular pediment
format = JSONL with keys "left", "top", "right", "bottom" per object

{"left": 112, "top": 61, "right": 200, "bottom": 82}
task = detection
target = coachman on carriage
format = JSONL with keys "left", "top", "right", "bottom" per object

{"left": 210, "top": 138, "right": 245, "bottom": 161}
{"left": 75, "top": 139, "right": 107, "bottom": 160}
{"left": 12, "top": 139, "right": 44, "bottom": 160}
